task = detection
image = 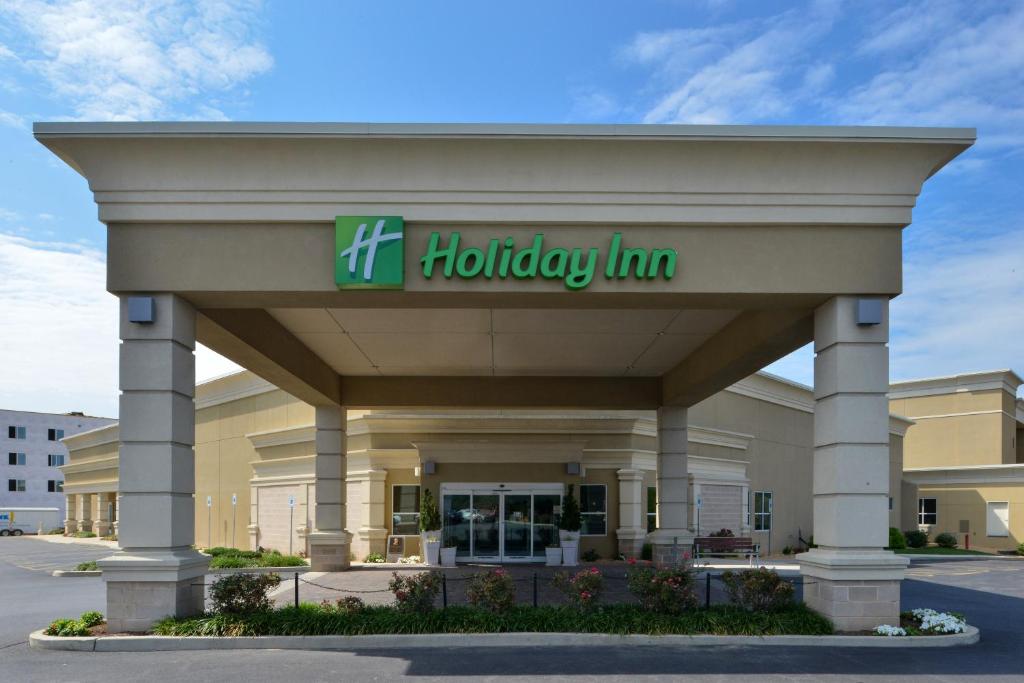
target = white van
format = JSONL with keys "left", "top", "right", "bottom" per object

{"left": 0, "top": 508, "right": 61, "bottom": 536}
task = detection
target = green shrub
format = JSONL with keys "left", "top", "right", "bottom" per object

{"left": 389, "top": 571, "right": 442, "bottom": 613}
{"left": 466, "top": 569, "right": 517, "bottom": 613}
{"left": 206, "top": 547, "right": 235, "bottom": 556}
{"left": 79, "top": 611, "right": 104, "bottom": 628}
{"left": 257, "top": 552, "right": 306, "bottom": 567}
{"left": 935, "top": 532, "right": 957, "bottom": 549}
{"left": 1016, "top": 543, "right": 1024, "bottom": 557}
{"left": 210, "top": 573, "right": 281, "bottom": 614}
{"left": 559, "top": 484, "right": 581, "bottom": 533}
{"left": 46, "top": 528, "right": 65, "bottom": 535}
{"left": 364, "top": 552, "right": 386, "bottom": 563}
{"left": 209, "top": 555, "right": 250, "bottom": 569}
{"left": 904, "top": 530, "right": 928, "bottom": 548}
{"left": 581, "top": 548, "right": 600, "bottom": 562}
{"left": 419, "top": 489, "right": 441, "bottom": 533}
{"left": 721, "top": 568, "right": 795, "bottom": 612}
{"left": 320, "top": 596, "right": 366, "bottom": 613}
{"left": 553, "top": 567, "right": 604, "bottom": 610}
{"left": 74, "top": 531, "right": 97, "bottom": 538}
{"left": 153, "top": 603, "right": 834, "bottom": 638}
{"left": 888, "top": 527, "right": 907, "bottom": 550}
{"left": 625, "top": 560, "right": 698, "bottom": 614}
{"left": 44, "top": 618, "right": 90, "bottom": 637}
{"left": 75, "top": 560, "right": 99, "bottom": 571}
{"left": 781, "top": 546, "right": 793, "bottom": 555}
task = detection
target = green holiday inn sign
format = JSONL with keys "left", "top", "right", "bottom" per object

{"left": 335, "top": 216, "right": 677, "bottom": 291}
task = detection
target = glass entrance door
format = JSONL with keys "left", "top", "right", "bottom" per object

{"left": 442, "top": 486, "right": 562, "bottom": 562}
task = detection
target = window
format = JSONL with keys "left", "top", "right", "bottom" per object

{"left": 579, "top": 484, "right": 607, "bottom": 536}
{"left": 392, "top": 485, "right": 420, "bottom": 535}
{"left": 8, "top": 426, "right": 26, "bottom": 439}
{"left": 918, "top": 498, "right": 937, "bottom": 525}
{"left": 8, "top": 479, "right": 26, "bottom": 492}
{"left": 48, "top": 428, "right": 65, "bottom": 441}
{"left": 48, "top": 454, "right": 65, "bottom": 467}
{"left": 753, "top": 491, "right": 773, "bottom": 531}
{"left": 8, "top": 452, "right": 26, "bottom": 466}
{"left": 48, "top": 480, "right": 64, "bottom": 493}
{"left": 986, "top": 501, "right": 1009, "bottom": 537}
{"left": 647, "top": 486, "right": 657, "bottom": 533}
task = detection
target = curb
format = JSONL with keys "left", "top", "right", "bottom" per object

{"left": 209, "top": 566, "right": 311, "bottom": 574}
{"left": 52, "top": 570, "right": 102, "bottom": 577}
{"left": 29, "top": 625, "right": 979, "bottom": 652}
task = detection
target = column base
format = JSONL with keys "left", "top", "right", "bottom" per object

{"left": 92, "top": 521, "right": 112, "bottom": 537}
{"left": 308, "top": 530, "right": 353, "bottom": 571}
{"left": 648, "top": 529, "right": 695, "bottom": 567}
{"left": 77, "top": 520, "right": 92, "bottom": 533}
{"left": 798, "top": 549, "right": 908, "bottom": 632}
{"left": 64, "top": 521, "right": 77, "bottom": 535}
{"left": 615, "top": 527, "right": 647, "bottom": 559}
{"left": 98, "top": 548, "right": 210, "bottom": 632}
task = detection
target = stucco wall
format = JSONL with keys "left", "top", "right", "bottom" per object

{"left": 913, "top": 483, "right": 1023, "bottom": 553}
{"left": 891, "top": 389, "right": 1011, "bottom": 468}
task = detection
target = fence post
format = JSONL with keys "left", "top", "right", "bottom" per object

{"left": 442, "top": 573, "right": 448, "bottom": 608}
{"left": 533, "top": 572, "right": 538, "bottom": 608}
{"left": 705, "top": 572, "right": 711, "bottom": 608}
{"left": 294, "top": 572, "right": 299, "bottom": 608}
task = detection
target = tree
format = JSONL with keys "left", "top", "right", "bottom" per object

{"left": 420, "top": 488, "right": 441, "bottom": 532}
{"left": 559, "top": 483, "right": 581, "bottom": 532}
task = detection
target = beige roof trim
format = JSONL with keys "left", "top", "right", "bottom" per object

{"left": 196, "top": 371, "right": 278, "bottom": 410}
{"left": 726, "top": 372, "right": 814, "bottom": 413}
{"left": 246, "top": 425, "right": 316, "bottom": 449}
{"left": 889, "top": 369, "right": 1022, "bottom": 399}
{"left": 62, "top": 423, "right": 119, "bottom": 451}
{"left": 904, "top": 463, "right": 1024, "bottom": 486}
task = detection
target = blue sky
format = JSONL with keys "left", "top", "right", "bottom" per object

{"left": 0, "top": 0, "right": 1021, "bottom": 417}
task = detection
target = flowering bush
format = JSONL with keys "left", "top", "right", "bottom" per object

{"left": 553, "top": 567, "right": 604, "bottom": 609}
{"left": 44, "top": 617, "right": 90, "bottom": 637}
{"left": 721, "top": 568, "right": 794, "bottom": 612}
{"left": 466, "top": 568, "right": 517, "bottom": 613}
{"left": 210, "top": 573, "right": 281, "bottom": 614}
{"left": 398, "top": 555, "right": 422, "bottom": 564}
{"left": 625, "top": 558, "right": 698, "bottom": 614}
{"left": 874, "top": 624, "right": 907, "bottom": 637}
{"left": 389, "top": 571, "right": 442, "bottom": 613}
{"left": 908, "top": 608, "right": 966, "bottom": 634}
{"left": 319, "top": 596, "right": 366, "bottom": 613}
{"left": 363, "top": 552, "right": 385, "bottom": 563}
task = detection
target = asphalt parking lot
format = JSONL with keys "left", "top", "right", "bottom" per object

{"left": 2, "top": 537, "right": 1023, "bottom": 682}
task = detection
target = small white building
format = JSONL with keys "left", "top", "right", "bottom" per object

{"left": 2, "top": 409, "right": 116, "bottom": 519}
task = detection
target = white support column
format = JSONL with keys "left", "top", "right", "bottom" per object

{"left": 651, "top": 406, "right": 693, "bottom": 565}
{"left": 740, "top": 484, "right": 751, "bottom": 535}
{"left": 800, "top": 296, "right": 907, "bottom": 632}
{"left": 93, "top": 492, "right": 113, "bottom": 537}
{"left": 64, "top": 493, "right": 77, "bottom": 535}
{"left": 98, "top": 294, "right": 208, "bottom": 632}
{"left": 615, "top": 468, "right": 646, "bottom": 558}
{"left": 112, "top": 494, "right": 122, "bottom": 536}
{"left": 307, "top": 405, "right": 352, "bottom": 571}
{"left": 77, "top": 493, "right": 92, "bottom": 532}
{"left": 692, "top": 482, "right": 703, "bottom": 536}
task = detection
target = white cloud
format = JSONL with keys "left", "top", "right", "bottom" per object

{"left": 623, "top": 3, "right": 839, "bottom": 124}
{"left": 569, "top": 86, "right": 621, "bottom": 120}
{"left": 0, "top": 0, "right": 272, "bottom": 120}
{"left": 0, "top": 232, "right": 244, "bottom": 417}
{"left": 0, "top": 109, "right": 26, "bottom": 129}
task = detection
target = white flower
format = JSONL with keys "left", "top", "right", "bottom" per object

{"left": 874, "top": 624, "right": 907, "bottom": 637}
{"left": 397, "top": 555, "right": 422, "bottom": 564}
{"left": 911, "top": 608, "right": 966, "bottom": 634}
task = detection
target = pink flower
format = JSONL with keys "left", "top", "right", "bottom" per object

{"left": 589, "top": 567, "right": 599, "bottom": 575}
{"left": 627, "top": 558, "right": 637, "bottom": 565}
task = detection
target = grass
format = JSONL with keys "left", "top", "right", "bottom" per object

{"left": 73, "top": 531, "right": 97, "bottom": 538}
{"left": 153, "top": 603, "right": 833, "bottom": 637}
{"left": 897, "top": 547, "right": 991, "bottom": 555}
{"left": 203, "top": 547, "right": 307, "bottom": 569}
{"left": 75, "top": 560, "right": 99, "bottom": 571}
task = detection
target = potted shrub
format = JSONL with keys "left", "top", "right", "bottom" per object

{"left": 559, "top": 484, "right": 581, "bottom": 566}
{"left": 419, "top": 488, "right": 442, "bottom": 566}
{"left": 545, "top": 543, "right": 562, "bottom": 566}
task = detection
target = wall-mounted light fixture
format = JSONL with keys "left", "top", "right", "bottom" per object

{"left": 566, "top": 462, "right": 581, "bottom": 475}
{"left": 127, "top": 296, "right": 155, "bottom": 324}
{"left": 423, "top": 461, "right": 436, "bottom": 475}
{"left": 855, "top": 298, "right": 882, "bottom": 326}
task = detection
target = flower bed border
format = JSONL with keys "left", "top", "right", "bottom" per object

{"left": 29, "top": 625, "right": 979, "bottom": 652}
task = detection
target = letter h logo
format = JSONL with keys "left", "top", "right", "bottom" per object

{"left": 335, "top": 216, "right": 404, "bottom": 289}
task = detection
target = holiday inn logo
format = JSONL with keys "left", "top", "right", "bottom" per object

{"left": 335, "top": 216, "right": 405, "bottom": 289}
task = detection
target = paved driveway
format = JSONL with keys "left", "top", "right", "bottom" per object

{"left": 3, "top": 538, "right": 1023, "bottom": 682}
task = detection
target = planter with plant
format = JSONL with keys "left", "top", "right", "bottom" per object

{"left": 440, "top": 546, "right": 457, "bottom": 567}
{"left": 545, "top": 543, "right": 562, "bottom": 566}
{"left": 419, "top": 489, "right": 442, "bottom": 566}
{"left": 559, "top": 484, "right": 582, "bottom": 566}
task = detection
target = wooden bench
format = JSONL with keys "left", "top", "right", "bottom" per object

{"left": 694, "top": 536, "right": 760, "bottom": 566}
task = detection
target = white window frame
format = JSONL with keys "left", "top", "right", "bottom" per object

{"left": 48, "top": 480, "right": 64, "bottom": 493}
{"left": 8, "top": 426, "right": 26, "bottom": 439}
{"left": 391, "top": 484, "right": 421, "bottom": 536}
{"left": 579, "top": 484, "right": 608, "bottom": 537}
{"left": 8, "top": 452, "right": 26, "bottom": 466}
{"left": 753, "top": 490, "right": 773, "bottom": 532}
{"left": 48, "top": 454, "right": 65, "bottom": 467}
{"left": 918, "top": 497, "right": 937, "bottom": 525}
{"left": 986, "top": 501, "right": 1009, "bottom": 537}
{"left": 8, "top": 479, "right": 26, "bottom": 492}
{"left": 48, "top": 428, "right": 65, "bottom": 441}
